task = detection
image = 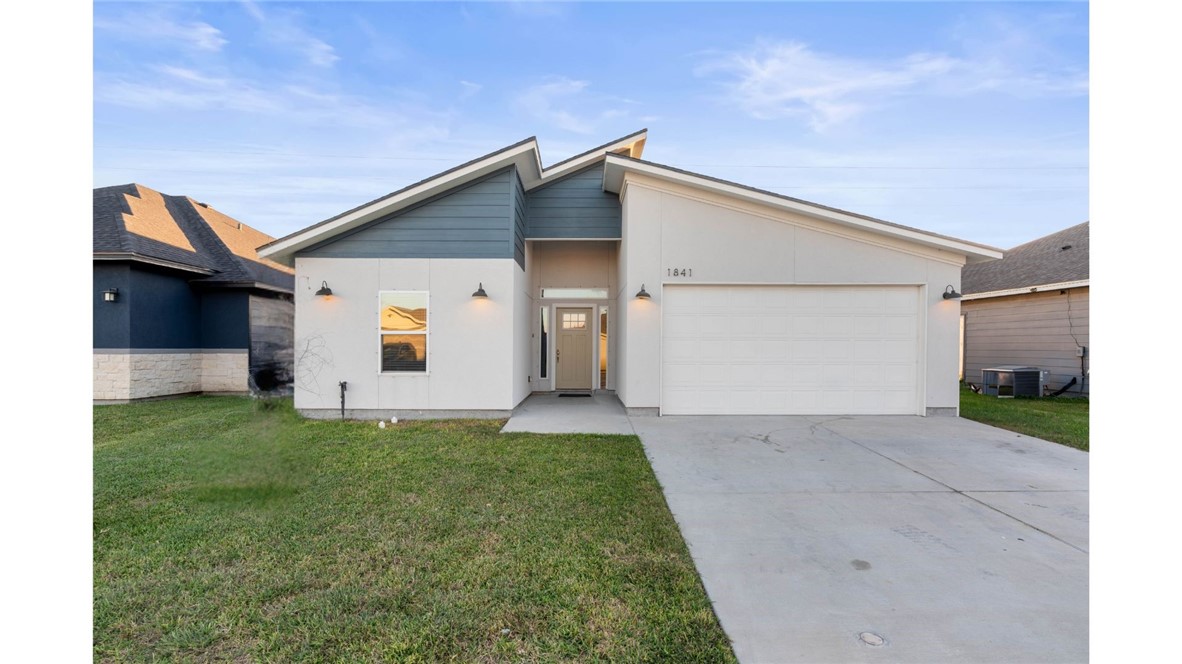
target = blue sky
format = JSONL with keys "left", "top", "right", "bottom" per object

{"left": 93, "top": 1, "right": 1089, "bottom": 249}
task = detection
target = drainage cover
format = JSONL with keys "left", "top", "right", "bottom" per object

{"left": 858, "top": 632, "right": 886, "bottom": 647}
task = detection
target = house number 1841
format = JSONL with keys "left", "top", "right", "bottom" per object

{"left": 667, "top": 268, "right": 693, "bottom": 277}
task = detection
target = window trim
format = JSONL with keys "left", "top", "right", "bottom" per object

{"left": 378, "top": 290, "right": 429, "bottom": 375}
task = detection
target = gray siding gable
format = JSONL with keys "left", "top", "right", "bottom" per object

{"left": 525, "top": 164, "right": 621, "bottom": 239}
{"left": 300, "top": 168, "right": 516, "bottom": 261}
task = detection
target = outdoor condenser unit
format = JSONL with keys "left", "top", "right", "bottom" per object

{"left": 981, "top": 366, "right": 1042, "bottom": 398}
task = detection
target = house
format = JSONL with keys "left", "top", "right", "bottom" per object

{"left": 257, "top": 130, "right": 1002, "bottom": 418}
{"left": 960, "top": 222, "right": 1089, "bottom": 396}
{"left": 93, "top": 184, "right": 295, "bottom": 402}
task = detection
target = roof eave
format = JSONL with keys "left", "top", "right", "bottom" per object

{"left": 602, "top": 154, "right": 1004, "bottom": 263}
{"left": 962, "top": 279, "right": 1089, "bottom": 301}
{"left": 93, "top": 252, "right": 218, "bottom": 275}
{"left": 258, "top": 138, "right": 543, "bottom": 265}
{"left": 258, "top": 130, "right": 650, "bottom": 265}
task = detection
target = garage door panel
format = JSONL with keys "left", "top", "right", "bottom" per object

{"left": 662, "top": 285, "right": 920, "bottom": 415}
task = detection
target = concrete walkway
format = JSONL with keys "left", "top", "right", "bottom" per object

{"left": 631, "top": 415, "right": 1088, "bottom": 664}
{"left": 500, "top": 392, "right": 635, "bottom": 435}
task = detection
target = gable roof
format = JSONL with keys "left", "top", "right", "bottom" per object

{"left": 94, "top": 183, "right": 294, "bottom": 292}
{"left": 601, "top": 154, "right": 1003, "bottom": 263}
{"left": 961, "top": 221, "right": 1088, "bottom": 297}
{"left": 258, "top": 130, "right": 648, "bottom": 264}
{"left": 257, "top": 129, "right": 1002, "bottom": 265}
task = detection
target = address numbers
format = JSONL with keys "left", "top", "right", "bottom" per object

{"left": 666, "top": 268, "right": 694, "bottom": 277}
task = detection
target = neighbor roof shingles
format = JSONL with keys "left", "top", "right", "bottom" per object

{"left": 93, "top": 183, "right": 293, "bottom": 292}
{"left": 961, "top": 222, "right": 1089, "bottom": 295}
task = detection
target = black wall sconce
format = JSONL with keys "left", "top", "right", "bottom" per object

{"left": 942, "top": 285, "right": 962, "bottom": 300}
{"left": 103, "top": 288, "right": 119, "bottom": 302}
{"left": 315, "top": 281, "right": 333, "bottom": 297}
{"left": 635, "top": 284, "right": 651, "bottom": 299}
{"left": 472, "top": 282, "right": 488, "bottom": 298}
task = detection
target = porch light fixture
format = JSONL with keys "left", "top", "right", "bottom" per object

{"left": 942, "top": 285, "right": 962, "bottom": 300}
{"left": 472, "top": 282, "right": 488, "bottom": 298}
{"left": 315, "top": 281, "right": 333, "bottom": 297}
{"left": 635, "top": 284, "right": 651, "bottom": 299}
{"left": 102, "top": 288, "right": 119, "bottom": 302}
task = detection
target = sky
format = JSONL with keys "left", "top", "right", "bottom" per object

{"left": 93, "top": 1, "right": 1089, "bottom": 250}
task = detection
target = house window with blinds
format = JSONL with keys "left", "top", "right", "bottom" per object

{"left": 379, "top": 292, "right": 428, "bottom": 373}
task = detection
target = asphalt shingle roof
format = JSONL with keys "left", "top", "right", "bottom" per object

{"left": 961, "top": 222, "right": 1089, "bottom": 295}
{"left": 93, "top": 184, "right": 293, "bottom": 292}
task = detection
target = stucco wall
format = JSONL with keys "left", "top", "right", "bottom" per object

{"left": 292, "top": 257, "right": 523, "bottom": 414}
{"left": 618, "top": 174, "right": 968, "bottom": 414}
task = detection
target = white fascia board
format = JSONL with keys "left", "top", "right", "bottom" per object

{"left": 961, "top": 279, "right": 1090, "bottom": 301}
{"left": 524, "top": 132, "right": 648, "bottom": 191}
{"left": 259, "top": 140, "right": 542, "bottom": 264}
{"left": 603, "top": 155, "right": 1004, "bottom": 263}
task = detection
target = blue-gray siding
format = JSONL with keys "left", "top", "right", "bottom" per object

{"left": 94, "top": 262, "right": 251, "bottom": 350}
{"left": 511, "top": 168, "right": 527, "bottom": 268}
{"left": 525, "top": 165, "right": 621, "bottom": 239}
{"left": 300, "top": 169, "right": 515, "bottom": 260}
{"left": 94, "top": 263, "right": 131, "bottom": 348}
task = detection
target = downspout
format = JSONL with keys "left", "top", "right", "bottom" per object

{"left": 339, "top": 381, "right": 347, "bottom": 420}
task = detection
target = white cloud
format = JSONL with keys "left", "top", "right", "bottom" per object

{"left": 459, "top": 80, "right": 483, "bottom": 99}
{"left": 95, "top": 64, "right": 451, "bottom": 131}
{"left": 697, "top": 41, "right": 957, "bottom": 131}
{"left": 515, "top": 77, "right": 632, "bottom": 134}
{"left": 699, "top": 38, "right": 1087, "bottom": 131}
{"left": 241, "top": 0, "right": 339, "bottom": 68}
{"left": 94, "top": 8, "right": 227, "bottom": 52}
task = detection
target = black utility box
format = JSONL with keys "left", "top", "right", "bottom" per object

{"left": 981, "top": 366, "right": 1042, "bottom": 398}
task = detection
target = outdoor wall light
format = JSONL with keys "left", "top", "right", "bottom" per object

{"left": 635, "top": 284, "right": 651, "bottom": 299}
{"left": 472, "top": 282, "right": 488, "bottom": 298}
{"left": 943, "top": 285, "right": 962, "bottom": 300}
{"left": 103, "top": 288, "right": 119, "bottom": 302}
{"left": 314, "top": 281, "right": 333, "bottom": 297}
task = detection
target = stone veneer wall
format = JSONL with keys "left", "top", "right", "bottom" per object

{"left": 201, "top": 352, "right": 249, "bottom": 393}
{"left": 93, "top": 353, "right": 132, "bottom": 401}
{"left": 93, "top": 351, "right": 249, "bottom": 401}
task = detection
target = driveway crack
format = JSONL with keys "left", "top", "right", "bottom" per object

{"left": 813, "top": 421, "right": 1089, "bottom": 555}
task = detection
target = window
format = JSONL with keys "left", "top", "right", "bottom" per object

{"left": 380, "top": 291, "right": 427, "bottom": 372}
{"left": 540, "top": 287, "right": 609, "bottom": 299}
{"left": 561, "top": 312, "right": 587, "bottom": 329}
{"left": 539, "top": 306, "right": 549, "bottom": 378}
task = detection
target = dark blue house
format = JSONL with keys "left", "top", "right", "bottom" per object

{"left": 93, "top": 183, "right": 294, "bottom": 401}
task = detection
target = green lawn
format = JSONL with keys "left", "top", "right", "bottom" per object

{"left": 94, "top": 397, "right": 736, "bottom": 662}
{"left": 959, "top": 385, "right": 1089, "bottom": 451}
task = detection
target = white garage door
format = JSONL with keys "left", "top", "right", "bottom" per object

{"left": 662, "top": 285, "right": 921, "bottom": 415}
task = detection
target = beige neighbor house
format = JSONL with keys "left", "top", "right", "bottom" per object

{"left": 258, "top": 130, "right": 1002, "bottom": 419}
{"left": 960, "top": 222, "right": 1089, "bottom": 396}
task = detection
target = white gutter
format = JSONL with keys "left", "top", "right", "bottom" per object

{"left": 961, "top": 279, "right": 1090, "bottom": 301}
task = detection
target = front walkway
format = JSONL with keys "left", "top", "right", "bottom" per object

{"left": 500, "top": 392, "right": 635, "bottom": 435}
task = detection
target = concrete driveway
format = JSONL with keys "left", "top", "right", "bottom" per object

{"left": 631, "top": 415, "right": 1088, "bottom": 664}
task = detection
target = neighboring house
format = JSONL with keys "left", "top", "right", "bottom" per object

{"left": 94, "top": 184, "right": 295, "bottom": 402}
{"left": 258, "top": 130, "right": 1002, "bottom": 419}
{"left": 960, "top": 222, "right": 1089, "bottom": 396}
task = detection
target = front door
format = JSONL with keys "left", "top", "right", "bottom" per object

{"left": 555, "top": 307, "right": 593, "bottom": 390}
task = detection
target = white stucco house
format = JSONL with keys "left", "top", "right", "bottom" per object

{"left": 258, "top": 130, "right": 1001, "bottom": 419}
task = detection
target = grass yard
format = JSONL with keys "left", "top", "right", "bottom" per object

{"left": 959, "top": 385, "right": 1089, "bottom": 451}
{"left": 94, "top": 397, "right": 736, "bottom": 662}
